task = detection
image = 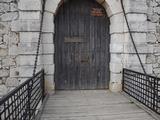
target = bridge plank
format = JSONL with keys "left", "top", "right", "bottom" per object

{"left": 40, "top": 90, "right": 155, "bottom": 120}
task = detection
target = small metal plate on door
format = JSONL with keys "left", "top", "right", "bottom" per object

{"left": 91, "top": 8, "right": 105, "bottom": 17}
{"left": 64, "top": 37, "right": 84, "bottom": 43}
{"left": 81, "top": 54, "right": 90, "bottom": 64}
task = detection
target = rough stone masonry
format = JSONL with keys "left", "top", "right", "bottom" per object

{"left": 0, "top": 0, "right": 160, "bottom": 96}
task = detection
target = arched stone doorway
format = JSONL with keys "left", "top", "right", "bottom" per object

{"left": 42, "top": 0, "right": 124, "bottom": 92}
{"left": 9, "top": 0, "right": 125, "bottom": 93}
{"left": 54, "top": 0, "right": 110, "bottom": 90}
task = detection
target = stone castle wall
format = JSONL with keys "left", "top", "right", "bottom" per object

{"left": 0, "top": 0, "right": 19, "bottom": 96}
{"left": 146, "top": 0, "right": 160, "bottom": 77}
{"left": 0, "top": 0, "right": 160, "bottom": 96}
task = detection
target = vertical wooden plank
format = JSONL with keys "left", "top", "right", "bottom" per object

{"left": 54, "top": 12, "right": 58, "bottom": 89}
{"left": 99, "top": 17, "right": 104, "bottom": 89}
{"left": 55, "top": 9, "right": 61, "bottom": 89}
{"left": 61, "top": 4, "right": 66, "bottom": 89}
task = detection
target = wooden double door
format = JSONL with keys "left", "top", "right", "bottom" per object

{"left": 55, "top": 0, "right": 110, "bottom": 90}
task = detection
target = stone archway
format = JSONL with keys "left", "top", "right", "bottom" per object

{"left": 54, "top": 0, "right": 110, "bottom": 90}
{"left": 43, "top": 0, "right": 125, "bottom": 92}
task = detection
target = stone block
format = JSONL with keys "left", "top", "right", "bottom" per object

{"left": 157, "top": 56, "right": 160, "bottom": 63}
{"left": 110, "top": 13, "right": 125, "bottom": 34}
{"left": 9, "top": 57, "right": 17, "bottom": 66}
{"left": 127, "top": 14, "right": 147, "bottom": 22}
{"left": 42, "top": 12, "right": 54, "bottom": 33}
{"left": 124, "top": 21, "right": 148, "bottom": 32}
{"left": 124, "top": 43, "right": 153, "bottom": 54}
{"left": 0, "top": 69, "right": 9, "bottom": 77}
{"left": 0, "top": 3, "right": 10, "bottom": 12}
{"left": 6, "top": 78, "right": 19, "bottom": 87}
{"left": 146, "top": 33, "right": 157, "bottom": 43}
{"left": 145, "top": 64, "right": 153, "bottom": 74}
{"left": 110, "top": 63, "right": 122, "bottom": 73}
{"left": 18, "top": 55, "right": 41, "bottom": 66}
{"left": 0, "top": 12, "right": 18, "bottom": 22}
{"left": 153, "top": 7, "right": 160, "bottom": 14}
{"left": 109, "top": 82, "right": 122, "bottom": 92}
{"left": 123, "top": 0, "right": 147, "bottom": 13}
{"left": 44, "top": 64, "right": 55, "bottom": 75}
{"left": 0, "top": 85, "right": 8, "bottom": 97}
{"left": 19, "top": 66, "right": 41, "bottom": 77}
{"left": 147, "top": 22, "right": 157, "bottom": 32}
{"left": 105, "top": 0, "right": 122, "bottom": 17}
{"left": 110, "top": 33, "right": 124, "bottom": 44}
{"left": 1, "top": 77, "right": 6, "bottom": 84}
{"left": 42, "top": 44, "right": 54, "bottom": 54}
{"left": 45, "top": 75, "right": 55, "bottom": 93}
{"left": 110, "top": 43, "right": 123, "bottom": 53}
{"left": 156, "top": 26, "right": 160, "bottom": 33}
{"left": 9, "top": 44, "right": 18, "bottom": 56}
{"left": 0, "top": 22, "right": 10, "bottom": 35}
{"left": 153, "top": 45, "right": 160, "bottom": 53}
{"left": 2, "top": 57, "right": 16, "bottom": 67}
{"left": 42, "top": 33, "right": 54, "bottom": 44}
{"left": 147, "top": 13, "right": 159, "bottom": 23}
{"left": 1, "top": 35, "right": 7, "bottom": 44}
{"left": 146, "top": 54, "right": 156, "bottom": 64}
{"left": 124, "top": 63, "right": 153, "bottom": 74}
{"left": 111, "top": 32, "right": 147, "bottom": 44}
{"left": 1, "top": 58, "right": 9, "bottom": 67}
{"left": 124, "top": 33, "right": 147, "bottom": 43}
{"left": 19, "top": 32, "right": 39, "bottom": 43}
{"left": 19, "top": 11, "right": 41, "bottom": 20}
{"left": 10, "top": 67, "right": 19, "bottom": 77}
{"left": 124, "top": 64, "right": 144, "bottom": 73}
{"left": 104, "top": 2, "right": 112, "bottom": 16}
{"left": 18, "top": 0, "right": 42, "bottom": 10}
{"left": 110, "top": 73, "right": 122, "bottom": 84}
{"left": 147, "top": 7, "right": 153, "bottom": 17}
{"left": 45, "top": 0, "right": 60, "bottom": 13}
{"left": 152, "top": 63, "right": 159, "bottom": 68}
{"left": 147, "top": 0, "right": 158, "bottom": 7}
{"left": 4, "top": 32, "right": 19, "bottom": 45}
{"left": 11, "top": 20, "right": 41, "bottom": 32}
{"left": 110, "top": 54, "right": 123, "bottom": 63}
{"left": 153, "top": 68, "right": 160, "bottom": 74}
{"left": 10, "top": 2, "right": 18, "bottom": 11}
{"left": 123, "top": 54, "right": 146, "bottom": 64}
{"left": 18, "top": 42, "right": 42, "bottom": 55}
{"left": 0, "top": 48, "right": 7, "bottom": 56}
{"left": 42, "top": 55, "right": 54, "bottom": 64}
{"left": 0, "top": 44, "right": 7, "bottom": 49}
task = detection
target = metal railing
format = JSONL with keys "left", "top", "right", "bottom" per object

{"left": 0, "top": 69, "right": 45, "bottom": 120}
{"left": 123, "top": 68, "right": 160, "bottom": 115}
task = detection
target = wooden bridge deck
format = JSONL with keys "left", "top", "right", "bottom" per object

{"left": 40, "top": 90, "right": 156, "bottom": 120}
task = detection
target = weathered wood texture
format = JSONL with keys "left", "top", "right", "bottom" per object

{"left": 54, "top": 0, "right": 110, "bottom": 90}
{"left": 40, "top": 90, "right": 155, "bottom": 120}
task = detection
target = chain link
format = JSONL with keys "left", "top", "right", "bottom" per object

{"left": 33, "top": 0, "right": 45, "bottom": 76}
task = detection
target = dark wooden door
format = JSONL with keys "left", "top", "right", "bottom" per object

{"left": 55, "top": 0, "right": 110, "bottom": 90}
